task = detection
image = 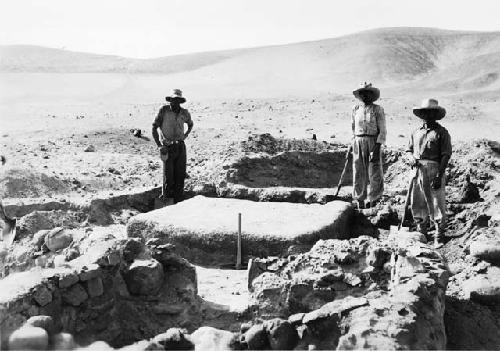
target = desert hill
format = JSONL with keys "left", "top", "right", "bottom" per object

{"left": 2, "top": 27, "right": 500, "bottom": 96}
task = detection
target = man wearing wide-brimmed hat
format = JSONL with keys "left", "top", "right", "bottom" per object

{"left": 351, "top": 82, "right": 387, "bottom": 209}
{"left": 406, "top": 98, "right": 452, "bottom": 247}
{"left": 152, "top": 89, "right": 194, "bottom": 205}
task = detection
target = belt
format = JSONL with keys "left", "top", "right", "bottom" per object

{"left": 417, "top": 159, "right": 439, "bottom": 164}
{"left": 163, "top": 140, "right": 184, "bottom": 145}
{"left": 355, "top": 134, "right": 377, "bottom": 137}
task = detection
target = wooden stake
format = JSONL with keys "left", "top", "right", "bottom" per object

{"left": 236, "top": 213, "right": 242, "bottom": 269}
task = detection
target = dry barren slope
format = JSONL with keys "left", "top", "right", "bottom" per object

{"left": 2, "top": 28, "right": 500, "bottom": 92}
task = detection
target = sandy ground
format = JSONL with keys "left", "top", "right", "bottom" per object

{"left": 1, "top": 92, "right": 498, "bottom": 200}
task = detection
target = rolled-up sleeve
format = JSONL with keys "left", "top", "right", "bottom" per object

{"left": 376, "top": 106, "right": 387, "bottom": 144}
{"left": 153, "top": 107, "right": 164, "bottom": 128}
{"left": 440, "top": 128, "right": 452, "bottom": 157}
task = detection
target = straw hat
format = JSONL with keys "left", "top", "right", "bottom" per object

{"left": 353, "top": 82, "right": 380, "bottom": 102}
{"left": 165, "top": 89, "right": 186, "bottom": 104}
{"left": 413, "top": 98, "right": 446, "bottom": 120}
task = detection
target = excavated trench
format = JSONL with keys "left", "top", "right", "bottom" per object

{"left": 0, "top": 146, "right": 466, "bottom": 350}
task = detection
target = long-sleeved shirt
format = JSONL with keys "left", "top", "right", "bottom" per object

{"left": 153, "top": 105, "right": 193, "bottom": 143}
{"left": 351, "top": 103, "right": 387, "bottom": 144}
{"left": 407, "top": 122, "right": 452, "bottom": 162}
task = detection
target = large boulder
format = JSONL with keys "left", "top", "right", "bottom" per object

{"left": 45, "top": 227, "right": 73, "bottom": 252}
{"left": 124, "top": 259, "right": 164, "bottom": 295}
{"left": 243, "top": 324, "right": 268, "bottom": 350}
{"left": 8, "top": 326, "right": 49, "bottom": 350}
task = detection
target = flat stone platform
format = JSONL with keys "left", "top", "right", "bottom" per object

{"left": 127, "top": 196, "right": 353, "bottom": 265}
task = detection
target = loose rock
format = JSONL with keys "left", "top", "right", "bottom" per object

{"left": 153, "top": 328, "right": 194, "bottom": 350}
{"left": 265, "top": 318, "right": 299, "bottom": 350}
{"left": 243, "top": 324, "right": 268, "bottom": 350}
{"left": 124, "top": 259, "right": 164, "bottom": 295}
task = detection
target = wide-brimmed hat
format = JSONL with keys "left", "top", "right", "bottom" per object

{"left": 165, "top": 89, "right": 186, "bottom": 103}
{"left": 413, "top": 98, "right": 446, "bottom": 120}
{"left": 353, "top": 82, "right": 380, "bottom": 102}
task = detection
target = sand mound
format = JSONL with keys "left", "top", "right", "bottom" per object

{"left": 0, "top": 167, "right": 70, "bottom": 198}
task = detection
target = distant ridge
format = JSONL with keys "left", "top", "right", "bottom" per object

{"left": 2, "top": 27, "right": 500, "bottom": 94}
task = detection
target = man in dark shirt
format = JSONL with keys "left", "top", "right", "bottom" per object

{"left": 152, "top": 89, "right": 194, "bottom": 205}
{"left": 406, "top": 99, "right": 452, "bottom": 247}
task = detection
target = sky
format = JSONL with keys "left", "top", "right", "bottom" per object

{"left": 1, "top": 0, "right": 500, "bottom": 58}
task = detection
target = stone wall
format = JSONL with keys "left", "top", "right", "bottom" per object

{"left": 0, "top": 237, "right": 199, "bottom": 349}
{"left": 246, "top": 232, "right": 449, "bottom": 350}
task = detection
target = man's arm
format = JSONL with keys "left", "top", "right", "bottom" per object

{"left": 370, "top": 106, "right": 385, "bottom": 162}
{"left": 152, "top": 107, "right": 164, "bottom": 147}
{"left": 437, "top": 129, "right": 452, "bottom": 178}
{"left": 432, "top": 129, "right": 452, "bottom": 189}
{"left": 183, "top": 110, "right": 194, "bottom": 139}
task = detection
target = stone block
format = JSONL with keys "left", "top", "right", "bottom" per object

{"left": 62, "top": 284, "right": 88, "bottom": 306}
{"left": 33, "top": 285, "right": 53, "bottom": 306}
{"left": 58, "top": 271, "right": 79, "bottom": 289}
{"left": 85, "top": 277, "right": 104, "bottom": 298}
{"left": 79, "top": 264, "right": 101, "bottom": 281}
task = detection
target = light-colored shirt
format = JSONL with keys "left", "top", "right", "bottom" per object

{"left": 407, "top": 123, "right": 452, "bottom": 162}
{"left": 351, "top": 103, "right": 387, "bottom": 144}
{"left": 153, "top": 105, "right": 193, "bottom": 142}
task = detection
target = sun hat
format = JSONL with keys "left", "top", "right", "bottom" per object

{"left": 165, "top": 89, "right": 186, "bottom": 104}
{"left": 413, "top": 98, "right": 446, "bottom": 120}
{"left": 353, "top": 82, "right": 380, "bottom": 102}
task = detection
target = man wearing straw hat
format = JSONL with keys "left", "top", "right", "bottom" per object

{"left": 406, "top": 98, "right": 452, "bottom": 247}
{"left": 351, "top": 82, "right": 387, "bottom": 209}
{"left": 152, "top": 89, "right": 194, "bottom": 205}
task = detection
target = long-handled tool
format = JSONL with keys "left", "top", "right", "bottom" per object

{"left": 398, "top": 166, "right": 419, "bottom": 230}
{"left": 335, "top": 146, "right": 353, "bottom": 197}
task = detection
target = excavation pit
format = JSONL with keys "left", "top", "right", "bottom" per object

{"left": 127, "top": 196, "right": 354, "bottom": 266}
{"left": 226, "top": 151, "right": 353, "bottom": 188}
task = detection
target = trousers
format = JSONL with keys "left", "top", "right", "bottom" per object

{"left": 410, "top": 160, "right": 447, "bottom": 235}
{"left": 352, "top": 136, "right": 384, "bottom": 203}
{"left": 162, "top": 142, "right": 187, "bottom": 203}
